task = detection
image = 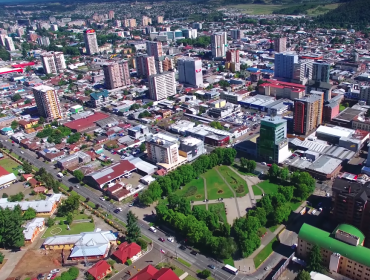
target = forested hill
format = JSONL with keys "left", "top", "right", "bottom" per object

{"left": 315, "top": 0, "right": 370, "bottom": 29}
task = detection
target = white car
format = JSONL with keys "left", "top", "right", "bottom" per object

{"left": 50, "top": 269, "right": 60, "bottom": 274}
{"left": 149, "top": 226, "right": 157, "bottom": 233}
{"left": 100, "top": 197, "right": 105, "bottom": 201}
{"left": 261, "top": 162, "right": 267, "bottom": 165}
{"left": 167, "top": 237, "right": 174, "bottom": 243}
{"left": 47, "top": 274, "right": 53, "bottom": 280}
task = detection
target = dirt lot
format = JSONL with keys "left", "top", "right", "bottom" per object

{"left": 9, "top": 250, "right": 63, "bottom": 279}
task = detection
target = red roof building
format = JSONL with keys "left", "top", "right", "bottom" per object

{"left": 129, "top": 265, "right": 180, "bottom": 280}
{"left": 87, "top": 260, "right": 112, "bottom": 280}
{"left": 63, "top": 112, "right": 109, "bottom": 132}
{"left": 0, "top": 165, "right": 9, "bottom": 176}
{"left": 112, "top": 242, "right": 142, "bottom": 263}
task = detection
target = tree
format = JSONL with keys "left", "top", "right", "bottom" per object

{"left": 296, "top": 270, "right": 311, "bottom": 280}
{"left": 272, "top": 205, "right": 291, "bottom": 224}
{"left": 2, "top": 193, "right": 8, "bottom": 198}
{"left": 66, "top": 213, "right": 73, "bottom": 225}
{"left": 248, "top": 207, "right": 267, "bottom": 226}
{"left": 0, "top": 252, "right": 4, "bottom": 263}
{"left": 38, "top": 116, "right": 45, "bottom": 124}
{"left": 11, "top": 121, "right": 19, "bottom": 130}
{"left": 279, "top": 167, "right": 289, "bottom": 181}
{"left": 139, "top": 142, "right": 146, "bottom": 153}
{"left": 199, "top": 269, "right": 211, "bottom": 279}
{"left": 22, "top": 162, "right": 33, "bottom": 174}
{"left": 240, "top": 157, "right": 247, "bottom": 169}
{"left": 246, "top": 160, "right": 256, "bottom": 173}
{"left": 11, "top": 93, "right": 21, "bottom": 102}
{"left": 268, "top": 164, "right": 279, "bottom": 181}
{"left": 126, "top": 211, "right": 140, "bottom": 243}
{"left": 73, "top": 170, "right": 84, "bottom": 182}
{"left": 68, "top": 267, "right": 79, "bottom": 279}
{"left": 57, "top": 194, "right": 79, "bottom": 216}
{"left": 0, "top": 206, "right": 25, "bottom": 248}
{"left": 307, "top": 244, "right": 323, "bottom": 272}
{"left": 47, "top": 218, "right": 55, "bottom": 227}
{"left": 23, "top": 207, "right": 36, "bottom": 220}
{"left": 136, "top": 238, "right": 148, "bottom": 250}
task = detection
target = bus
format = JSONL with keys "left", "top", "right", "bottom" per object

{"left": 222, "top": 264, "right": 238, "bottom": 275}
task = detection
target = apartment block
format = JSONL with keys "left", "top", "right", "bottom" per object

{"left": 124, "top": 19, "right": 136, "bottom": 28}
{"left": 148, "top": 72, "right": 176, "bottom": 101}
{"left": 108, "top": 10, "right": 114, "bottom": 19}
{"left": 146, "top": 41, "right": 163, "bottom": 59}
{"left": 37, "top": 36, "right": 50, "bottom": 47}
{"left": 157, "top": 16, "right": 164, "bottom": 23}
{"left": 211, "top": 32, "right": 227, "bottom": 58}
{"left": 178, "top": 136, "right": 206, "bottom": 162}
{"left": 33, "top": 85, "right": 62, "bottom": 120}
{"left": 135, "top": 55, "right": 156, "bottom": 78}
{"left": 292, "top": 60, "right": 313, "bottom": 84}
{"left": 274, "top": 37, "right": 287, "bottom": 53}
{"left": 230, "top": 29, "right": 241, "bottom": 40}
{"left": 312, "top": 62, "right": 330, "bottom": 83}
{"left": 177, "top": 57, "right": 203, "bottom": 87}
{"left": 156, "top": 56, "right": 174, "bottom": 73}
{"left": 142, "top": 16, "right": 152, "bottom": 26}
{"left": 4, "top": 36, "right": 15, "bottom": 51}
{"left": 274, "top": 52, "right": 298, "bottom": 80}
{"left": 41, "top": 52, "right": 66, "bottom": 74}
{"left": 293, "top": 94, "right": 323, "bottom": 135}
{"left": 84, "top": 29, "right": 99, "bottom": 55}
{"left": 103, "top": 60, "right": 131, "bottom": 89}
{"left": 226, "top": 49, "right": 240, "bottom": 63}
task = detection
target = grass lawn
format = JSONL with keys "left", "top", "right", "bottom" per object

{"left": 140, "top": 235, "right": 152, "bottom": 243}
{"left": 184, "top": 276, "right": 197, "bottom": 280}
{"left": 204, "top": 169, "right": 234, "bottom": 200}
{"left": 42, "top": 216, "right": 95, "bottom": 238}
{"left": 253, "top": 237, "right": 279, "bottom": 268}
{"left": 227, "top": 4, "right": 283, "bottom": 14}
{"left": 287, "top": 200, "right": 304, "bottom": 212}
{"left": 252, "top": 185, "right": 263, "bottom": 196}
{"left": 217, "top": 166, "right": 248, "bottom": 197}
{"left": 223, "top": 257, "right": 235, "bottom": 267}
{"left": 0, "top": 158, "right": 21, "bottom": 175}
{"left": 232, "top": 163, "right": 255, "bottom": 176}
{"left": 177, "top": 258, "right": 191, "bottom": 267}
{"left": 193, "top": 204, "right": 207, "bottom": 211}
{"left": 257, "top": 180, "right": 280, "bottom": 194}
{"left": 175, "top": 177, "right": 205, "bottom": 201}
{"left": 339, "top": 104, "right": 346, "bottom": 112}
{"left": 208, "top": 203, "right": 227, "bottom": 224}
{"left": 173, "top": 267, "right": 184, "bottom": 277}
{"left": 268, "top": 225, "right": 279, "bottom": 233}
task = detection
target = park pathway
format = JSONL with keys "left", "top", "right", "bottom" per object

{"left": 215, "top": 167, "right": 241, "bottom": 218}
{"left": 200, "top": 175, "right": 208, "bottom": 210}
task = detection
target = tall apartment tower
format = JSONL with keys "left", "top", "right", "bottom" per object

{"left": 146, "top": 135, "right": 179, "bottom": 167}
{"left": 312, "top": 62, "right": 330, "bottom": 83}
{"left": 33, "top": 85, "right": 62, "bottom": 120}
{"left": 274, "top": 37, "right": 287, "bottom": 53}
{"left": 146, "top": 41, "right": 163, "bottom": 59}
{"left": 292, "top": 60, "right": 313, "bottom": 84}
{"left": 108, "top": 10, "right": 115, "bottom": 19}
{"left": 16, "top": 28, "right": 24, "bottom": 37}
{"left": 0, "top": 34, "right": 6, "bottom": 46}
{"left": 124, "top": 19, "right": 137, "bottom": 28}
{"left": 211, "top": 32, "right": 227, "bottom": 58}
{"left": 157, "top": 16, "right": 164, "bottom": 23}
{"left": 136, "top": 55, "right": 157, "bottom": 78}
{"left": 83, "top": 29, "right": 99, "bottom": 55}
{"left": 4, "top": 37, "right": 15, "bottom": 51}
{"left": 293, "top": 94, "right": 323, "bottom": 135}
{"left": 142, "top": 16, "right": 152, "bottom": 26}
{"left": 257, "top": 117, "right": 290, "bottom": 163}
{"left": 192, "top": 22, "right": 202, "bottom": 30}
{"left": 226, "top": 49, "right": 240, "bottom": 63}
{"left": 103, "top": 60, "right": 131, "bottom": 89}
{"left": 156, "top": 56, "right": 174, "bottom": 73}
{"left": 230, "top": 29, "right": 241, "bottom": 40}
{"left": 177, "top": 57, "right": 203, "bottom": 87}
{"left": 41, "top": 51, "right": 66, "bottom": 74}
{"left": 149, "top": 72, "right": 176, "bottom": 101}
{"left": 37, "top": 36, "right": 50, "bottom": 47}
{"left": 274, "top": 52, "right": 298, "bottom": 80}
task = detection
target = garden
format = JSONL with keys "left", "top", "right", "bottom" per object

{"left": 175, "top": 177, "right": 205, "bottom": 201}
{"left": 217, "top": 165, "right": 249, "bottom": 197}
{"left": 204, "top": 169, "right": 234, "bottom": 200}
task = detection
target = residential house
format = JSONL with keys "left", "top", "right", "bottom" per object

{"left": 18, "top": 119, "right": 38, "bottom": 129}
{"left": 112, "top": 242, "right": 142, "bottom": 263}
{"left": 23, "top": 217, "right": 45, "bottom": 243}
{"left": 105, "top": 182, "right": 142, "bottom": 201}
{"left": 57, "top": 151, "right": 91, "bottom": 170}
{"left": 128, "top": 265, "right": 180, "bottom": 280}
{"left": 89, "top": 90, "right": 110, "bottom": 108}
{"left": 87, "top": 260, "right": 112, "bottom": 280}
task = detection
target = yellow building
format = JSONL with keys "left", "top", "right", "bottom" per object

{"left": 298, "top": 223, "right": 370, "bottom": 280}
{"left": 33, "top": 85, "right": 62, "bottom": 121}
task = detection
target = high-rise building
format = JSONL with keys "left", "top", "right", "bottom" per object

{"left": 146, "top": 41, "right": 163, "bottom": 59}
{"left": 157, "top": 16, "right": 164, "bottom": 23}
{"left": 50, "top": 24, "right": 58, "bottom": 31}
{"left": 226, "top": 49, "right": 240, "bottom": 63}
{"left": 41, "top": 52, "right": 66, "bottom": 74}
{"left": 274, "top": 52, "right": 298, "bottom": 79}
{"left": 4, "top": 37, "right": 15, "bottom": 51}
{"left": 149, "top": 72, "right": 176, "bottom": 101}
{"left": 115, "top": 20, "right": 121, "bottom": 27}
{"left": 135, "top": 55, "right": 157, "bottom": 78}
{"left": 155, "top": 56, "right": 174, "bottom": 73}
{"left": 33, "top": 85, "right": 62, "bottom": 120}
{"left": 177, "top": 57, "right": 203, "bottom": 87}
{"left": 108, "top": 10, "right": 115, "bottom": 19}
{"left": 142, "top": 16, "right": 152, "bottom": 26}
{"left": 274, "top": 37, "right": 287, "bottom": 53}
{"left": 293, "top": 94, "right": 323, "bottom": 135}
{"left": 192, "top": 22, "right": 202, "bottom": 30}
{"left": 0, "top": 34, "right": 6, "bottom": 46}
{"left": 83, "top": 29, "right": 99, "bottom": 55}
{"left": 182, "top": 29, "right": 197, "bottom": 39}
{"left": 103, "top": 60, "right": 131, "bottom": 89}
{"left": 37, "top": 36, "right": 50, "bottom": 47}
{"left": 312, "top": 62, "right": 330, "bottom": 83}
{"left": 211, "top": 32, "right": 227, "bottom": 58}
{"left": 16, "top": 28, "right": 24, "bottom": 37}
{"left": 257, "top": 116, "right": 290, "bottom": 163}
{"left": 292, "top": 60, "right": 313, "bottom": 84}
{"left": 230, "top": 29, "right": 241, "bottom": 40}
{"left": 123, "top": 19, "right": 136, "bottom": 28}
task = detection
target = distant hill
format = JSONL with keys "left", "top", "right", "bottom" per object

{"left": 315, "top": 0, "right": 370, "bottom": 28}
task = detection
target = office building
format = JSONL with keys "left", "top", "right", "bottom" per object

{"left": 179, "top": 136, "right": 206, "bottom": 162}
{"left": 108, "top": 10, "right": 114, "bottom": 19}
{"left": 142, "top": 16, "right": 152, "bottom": 26}
{"left": 231, "top": 29, "right": 241, "bottom": 40}
{"left": 149, "top": 72, "right": 176, "bottom": 101}
{"left": 226, "top": 49, "right": 240, "bottom": 63}
{"left": 135, "top": 55, "right": 157, "bottom": 78}
{"left": 211, "top": 32, "right": 227, "bottom": 58}
{"left": 4, "top": 37, "right": 15, "bottom": 51}
{"left": 84, "top": 29, "right": 99, "bottom": 55}
{"left": 274, "top": 37, "right": 287, "bottom": 53}
{"left": 37, "top": 36, "right": 50, "bottom": 47}
{"left": 293, "top": 94, "right": 323, "bottom": 135}
{"left": 157, "top": 16, "right": 164, "bottom": 23}
{"left": 292, "top": 60, "right": 313, "bottom": 84}
{"left": 182, "top": 29, "right": 197, "bottom": 39}
{"left": 360, "top": 86, "right": 370, "bottom": 105}
{"left": 41, "top": 52, "right": 66, "bottom": 74}
{"left": 312, "top": 62, "right": 330, "bottom": 83}
{"left": 123, "top": 19, "right": 136, "bottom": 28}
{"left": 297, "top": 223, "right": 370, "bottom": 280}
{"left": 177, "top": 57, "right": 203, "bottom": 87}
{"left": 257, "top": 116, "right": 290, "bottom": 163}
{"left": 192, "top": 22, "right": 202, "bottom": 30}
{"left": 103, "top": 60, "right": 131, "bottom": 89}
{"left": 50, "top": 24, "right": 58, "bottom": 31}
{"left": 33, "top": 85, "right": 62, "bottom": 120}
{"left": 146, "top": 41, "right": 163, "bottom": 59}
{"left": 274, "top": 52, "right": 298, "bottom": 80}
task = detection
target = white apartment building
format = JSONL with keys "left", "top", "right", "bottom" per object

{"left": 211, "top": 32, "right": 227, "bottom": 58}
{"left": 33, "top": 85, "right": 62, "bottom": 120}
{"left": 4, "top": 37, "right": 15, "bottom": 51}
{"left": 149, "top": 72, "right": 176, "bottom": 101}
{"left": 37, "top": 36, "right": 50, "bottom": 47}
{"left": 41, "top": 52, "right": 66, "bottom": 74}
{"left": 84, "top": 29, "right": 99, "bottom": 55}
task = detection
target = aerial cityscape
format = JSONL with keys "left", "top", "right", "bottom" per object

{"left": 0, "top": 0, "right": 369, "bottom": 280}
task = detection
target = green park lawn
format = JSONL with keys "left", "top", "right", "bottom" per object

{"left": 223, "top": 257, "right": 235, "bottom": 267}
{"left": 208, "top": 203, "right": 227, "bottom": 224}
{"left": 257, "top": 180, "right": 280, "bottom": 194}
{"left": 253, "top": 237, "right": 279, "bottom": 268}
{"left": 232, "top": 163, "right": 255, "bottom": 176}
{"left": 0, "top": 158, "right": 21, "bottom": 175}
{"left": 42, "top": 214, "right": 94, "bottom": 238}
{"left": 227, "top": 4, "right": 283, "bottom": 14}
{"left": 204, "top": 169, "right": 234, "bottom": 200}
{"left": 217, "top": 166, "right": 248, "bottom": 197}
{"left": 252, "top": 185, "right": 263, "bottom": 196}
{"left": 175, "top": 177, "right": 205, "bottom": 201}
{"left": 193, "top": 204, "right": 207, "bottom": 211}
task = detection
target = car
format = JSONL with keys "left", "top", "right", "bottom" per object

{"left": 115, "top": 208, "right": 122, "bottom": 212}
{"left": 20, "top": 151, "right": 24, "bottom": 154}
{"left": 38, "top": 274, "right": 45, "bottom": 280}
{"left": 209, "top": 265, "right": 216, "bottom": 270}
{"left": 190, "top": 250, "right": 198, "bottom": 256}
{"left": 179, "top": 245, "right": 186, "bottom": 250}
{"left": 291, "top": 243, "right": 297, "bottom": 250}
{"left": 159, "top": 237, "right": 165, "bottom": 242}
{"left": 249, "top": 132, "right": 253, "bottom": 135}
{"left": 47, "top": 274, "right": 53, "bottom": 280}
{"left": 75, "top": 185, "right": 79, "bottom": 189}
{"left": 312, "top": 210, "right": 317, "bottom": 215}
{"left": 100, "top": 197, "right": 105, "bottom": 201}
{"left": 267, "top": 163, "right": 272, "bottom": 167}
{"left": 167, "top": 237, "right": 174, "bottom": 242}
{"left": 129, "top": 203, "right": 133, "bottom": 207}
{"left": 264, "top": 266, "right": 271, "bottom": 271}
{"left": 51, "top": 274, "right": 57, "bottom": 280}
{"left": 261, "top": 162, "right": 267, "bottom": 165}
{"left": 149, "top": 226, "right": 157, "bottom": 233}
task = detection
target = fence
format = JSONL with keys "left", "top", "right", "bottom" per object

{"left": 271, "top": 252, "right": 295, "bottom": 280}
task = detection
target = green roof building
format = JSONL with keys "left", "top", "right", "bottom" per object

{"left": 298, "top": 223, "right": 370, "bottom": 280}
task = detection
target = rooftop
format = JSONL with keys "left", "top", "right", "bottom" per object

{"left": 306, "top": 155, "right": 342, "bottom": 175}
{"left": 33, "top": 85, "right": 54, "bottom": 92}
{"left": 64, "top": 112, "right": 109, "bottom": 131}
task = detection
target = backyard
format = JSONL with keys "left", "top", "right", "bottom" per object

{"left": 217, "top": 166, "right": 248, "bottom": 197}
{"left": 175, "top": 177, "right": 205, "bottom": 201}
{"left": 0, "top": 157, "right": 22, "bottom": 175}
{"left": 204, "top": 169, "right": 234, "bottom": 200}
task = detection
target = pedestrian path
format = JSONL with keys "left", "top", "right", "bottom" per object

{"left": 201, "top": 175, "right": 208, "bottom": 210}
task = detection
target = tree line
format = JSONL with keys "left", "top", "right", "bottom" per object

{"left": 138, "top": 148, "right": 237, "bottom": 205}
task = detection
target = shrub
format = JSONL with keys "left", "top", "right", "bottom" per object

{"left": 126, "top": 259, "right": 132, "bottom": 265}
{"left": 236, "top": 185, "right": 244, "bottom": 193}
{"left": 136, "top": 238, "right": 148, "bottom": 250}
{"left": 184, "top": 186, "right": 197, "bottom": 197}
{"left": 199, "top": 269, "right": 211, "bottom": 279}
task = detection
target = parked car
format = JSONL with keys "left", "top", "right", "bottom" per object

{"left": 209, "top": 265, "right": 216, "bottom": 270}
{"left": 167, "top": 237, "right": 174, "bottom": 243}
{"left": 99, "top": 197, "right": 105, "bottom": 201}
{"left": 190, "top": 250, "right": 198, "bottom": 256}
{"left": 149, "top": 226, "right": 157, "bottom": 233}
{"left": 159, "top": 237, "right": 165, "bottom": 242}
{"left": 179, "top": 245, "right": 186, "bottom": 250}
